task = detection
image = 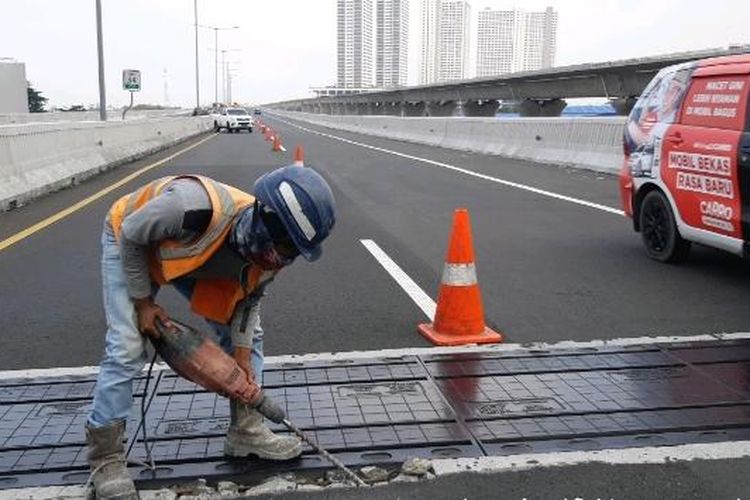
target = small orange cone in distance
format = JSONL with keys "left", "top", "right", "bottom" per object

{"left": 418, "top": 208, "right": 502, "bottom": 346}
{"left": 293, "top": 145, "right": 304, "bottom": 166}
{"left": 264, "top": 128, "right": 273, "bottom": 142}
{"left": 272, "top": 134, "right": 283, "bottom": 152}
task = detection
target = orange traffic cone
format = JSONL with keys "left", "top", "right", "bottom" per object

{"left": 260, "top": 124, "right": 267, "bottom": 134}
{"left": 272, "top": 134, "right": 284, "bottom": 152}
{"left": 293, "top": 145, "right": 304, "bottom": 166}
{"left": 264, "top": 128, "right": 273, "bottom": 142}
{"left": 418, "top": 209, "right": 502, "bottom": 346}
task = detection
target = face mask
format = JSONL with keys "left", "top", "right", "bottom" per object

{"left": 229, "top": 204, "right": 297, "bottom": 271}
{"left": 248, "top": 245, "right": 296, "bottom": 271}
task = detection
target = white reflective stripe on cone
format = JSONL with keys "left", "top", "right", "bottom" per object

{"left": 441, "top": 263, "right": 477, "bottom": 286}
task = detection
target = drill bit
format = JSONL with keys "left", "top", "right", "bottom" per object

{"left": 282, "top": 418, "right": 368, "bottom": 487}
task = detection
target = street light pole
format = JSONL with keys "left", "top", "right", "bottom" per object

{"left": 198, "top": 25, "right": 239, "bottom": 105}
{"left": 219, "top": 49, "right": 240, "bottom": 103}
{"left": 95, "top": 0, "right": 106, "bottom": 121}
{"left": 221, "top": 48, "right": 226, "bottom": 102}
{"left": 227, "top": 70, "right": 232, "bottom": 103}
{"left": 193, "top": 0, "right": 200, "bottom": 108}
{"left": 214, "top": 28, "right": 218, "bottom": 104}
{"left": 226, "top": 66, "right": 239, "bottom": 103}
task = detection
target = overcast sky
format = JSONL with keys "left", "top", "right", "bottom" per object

{"left": 2, "top": 0, "right": 749, "bottom": 108}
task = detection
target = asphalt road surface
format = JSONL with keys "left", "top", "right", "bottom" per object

{"left": 272, "top": 459, "right": 750, "bottom": 500}
{"left": 2, "top": 115, "right": 750, "bottom": 370}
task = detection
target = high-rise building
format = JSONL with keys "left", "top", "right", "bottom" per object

{"left": 523, "top": 7, "right": 558, "bottom": 71}
{"left": 0, "top": 61, "right": 28, "bottom": 113}
{"left": 337, "top": 0, "right": 376, "bottom": 88}
{"left": 376, "top": 0, "right": 409, "bottom": 88}
{"left": 476, "top": 6, "right": 557, "bottom": 77}
{"left": 537, "top": 6, "right": 558, "bottom": 69}
{"left": 476, "top": 9, "right": 518, "bottom": 77}
{"left": 437, "top": 1, "right": 470, "bottom": 82}
{"left": 420, "top": 1, "right": 471, "bottom": 84}
{"left": 419, "top": 0, "right": 440, "bottom": 85}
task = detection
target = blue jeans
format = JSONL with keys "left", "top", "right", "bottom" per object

{"left": 88, "top": 228, "right": 264, "bottom": 428}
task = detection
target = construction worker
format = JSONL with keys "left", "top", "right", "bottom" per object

{"left": 85, "top": 166, "right": 336, "bottom": 499}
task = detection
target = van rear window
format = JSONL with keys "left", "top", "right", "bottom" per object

{"left": 681, "top": 75, "right": 749, "bottom": 130}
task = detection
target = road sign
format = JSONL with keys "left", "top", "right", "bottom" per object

{"left": 122, "top": 69, "right": 141, "bottom": 92}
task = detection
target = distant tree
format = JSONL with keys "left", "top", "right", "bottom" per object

{"left": 27, "top": 82, "right": 48, "bottom": 113}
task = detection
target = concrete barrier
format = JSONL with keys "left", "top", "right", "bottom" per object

{"left": 0, "top": 109, "right": 189, "bottom": 125}
{"left": 0, "top": 117, "right": 212, "bottom": 211}
{"left": 271, "top": 111, "right": 626, "bottom": 174}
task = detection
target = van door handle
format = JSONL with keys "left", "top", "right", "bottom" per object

{"left": 665, "top": 132, "right": 684, "bottom": 146}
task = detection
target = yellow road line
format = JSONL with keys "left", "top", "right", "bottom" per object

{"left": 0, "top": 133, "right": 217, "bottom": 253}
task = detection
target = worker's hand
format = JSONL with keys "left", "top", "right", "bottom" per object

{"left": 133, "top": 297, "right": 171, "bottom": 339}
{"left": 233, "top": 347, "right": 253, "bottom": 384}
{"left": 254, "top": 392, "right": 286, "bottom": 424}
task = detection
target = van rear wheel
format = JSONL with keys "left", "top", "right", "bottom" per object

{"left": 639, "top": 190, "right": 691, "bottom": 263}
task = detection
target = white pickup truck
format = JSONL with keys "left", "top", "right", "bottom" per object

{"left": 213, "top": 107, "right": 254, "bottom": 133}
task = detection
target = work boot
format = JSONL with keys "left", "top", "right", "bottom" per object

{"left": 85, "top": 421, "right": 138, "bottom": 500}
{"left": 224, "top": 400, "right": 302, "bottom": 460}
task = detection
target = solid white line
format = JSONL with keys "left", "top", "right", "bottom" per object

{"left": 271, "top": 115, "right": 625, "bottom": 216}
{"left": 431, "top": 441, "right": 750, "bottom": 475}
{"left": 360, "top": 239, "right": 436, "bottom": 320}
{"left": 2, "top": 332, "right": 748, "bottom": 380}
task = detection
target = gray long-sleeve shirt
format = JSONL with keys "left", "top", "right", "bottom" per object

{"left": 109, "top": 177, "right": 262, "bottom": 348}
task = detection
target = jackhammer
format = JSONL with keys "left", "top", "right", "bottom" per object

{"left": 151, "top": 320, "right": 367, "bottom": 487}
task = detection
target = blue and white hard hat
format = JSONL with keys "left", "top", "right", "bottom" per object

{"left": 253, "top": 166, "right": 336, "bottom": 261}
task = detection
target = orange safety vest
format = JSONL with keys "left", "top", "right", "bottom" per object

{"left": 108, "top": 175, "right": 277, "bottom": 324}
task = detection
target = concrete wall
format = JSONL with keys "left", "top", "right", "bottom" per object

{"left": 0, "top": 62, "right": 29, "bottom": 114}
{"left": 0, "top": 109, "right": 190, "bottom": 125}
{"left": 0, "top": 117, "right": 212, "bottom": 211}
{"left": 271, "top": 111, "right": 626, "bottom": 174}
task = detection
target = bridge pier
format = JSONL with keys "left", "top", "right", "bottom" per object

{"left": 610, "top": 97, "right": 638, "bottom": 116}
{"left": 519, "top": 98, "right": 567, "bottom": 117}
{"left": 384, "top": 102, "right": 402, "bottom": 116}
{"left": 319, "top": 102, "right": 333, "bottom": 115}
{"left": 427, "top": 101, "right": 458, "bottom": 117}
{"left": 462, "top": 99, "right": 499, "bottom": 117}
{"left": 368, "top": 102, "right": 384, "bottom": 115}
{"left": 402, "top": 102, "right": 427, "bottom": 117}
